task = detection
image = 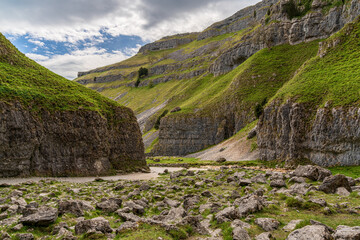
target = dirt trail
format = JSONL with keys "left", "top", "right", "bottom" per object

{"left": 0, "top": 167, "right": 206, "bottom": 185}
{"left": 187, "top": 135, "right": 259, "bottom": 161}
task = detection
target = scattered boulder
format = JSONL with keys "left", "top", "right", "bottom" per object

{"left": 256, "top": 232, "right": 275, "bottom": 240}
{"left": 283, "top": 220, "right": 303, "bottom": 232}
{"left": 59, "top": 200, "right": 94, "bottom": 217}
{"left": 333, "top": 225, "right": 360, "bottom": 240}
{"left": 164, "top": 198, "right": 180, "bottom": 208}
{"left": 116, "top": 222, "right": 139, "bottom": 233}
{"left": 123, "top": 201, "right": 145, "bottom": 215}
{"left": 215, "top": 207, "right": 239, "bottom": 223}
{"left": 20, "top": 206, "right": 58, "bottom": 226}
{"left": 183, "top": 195, "right": 200, "bottom": 210}
{"left": 75, "top": 217, "right": 112, "bottom": 235}
{"left": 247, "top": 126, "right": 257, "bottom": 139}
{"left": 318, "top": 175, "right": 352, "bottom": 194}
{"left": 117, "top": 211, "right": 142, "bottom": 222}
{"left": 15, "top": 233, "right": 34, "bottom": 240}
{"left": 336, "top": 187, "right": 351, "bottom": 197}
{"left": 287, "top": 225, "right": 333, "bottom": 240}
{"left": 170, "top": 107, "right": 181, "bottom": 113}
{"left": 216, "top": 157, "right": 227, "bottom": 163}
{"left": 233, "top": 227, "right": 251, "bottom": 240}
{"left": 231, "top": 219, "right": 251, "bottom": 229}
{"left": 96, "top": 198, "right": 122, "bottom": 213}
{"left": 255, "top": 218, "right": 280, "bottom": 231}
{"left": 291, "top": 165, "right": 331, "bottom": 181}
{"left": 235, "top": 195, "right": 265, "bottom": 217}
{"left": 270, "top": 179, "right": 286, "bottom": 188}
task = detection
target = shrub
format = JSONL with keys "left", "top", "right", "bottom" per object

{"left": 254, "top": 97, "right": 268, "bottom": 118}
{"left": 154, "top": 110, "right": 169, "bottom": 130}
{"left": 138, "top": 67, "right": 148, "bottom": 78}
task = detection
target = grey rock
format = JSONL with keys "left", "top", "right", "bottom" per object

{"left": 216, "top": 157, "right": 227, "bottom": 163}
{"left": 165, "top": 206, "right": 187, "bottom": 224}
{"left": 318, "top": 175, "right": 352, "bottom": 194}
{"left": 117, "top": 211, "right": 142, "bottom": 222}
{"left": 20, "top": 206, "right": 58, "bottom": 226}
{"left": 15, "top": 233, "right": 34, "bottom": 240}
{"left": 231, "top": 219, "right": 251, "bottom": 229}
{"left": 255, "top": 218, "right": 280, "bottom": 231}
{"left": 336, "top": 187, "right": 351, "bottom": 197}
{"left": 0, "top": 101, "right": 146, "bottom": 177}
{"left": 270, "top": 179, "right": 286, "bottom": 188}
{"left": 59, "top": 200, "right": 94, "bottom": 217}
{"left": 286, "top": 225, "right": 333, "bottom": 240}
{"left": 309, "top": 199, "right": 327, "bottom": 207}
{"left": 96, "top": 198, "right": 122, "bottom": 213}
{"left": 75, "top": 217, "right": 112, "bottom": 235}
{"left": 247, "top": 126, "right": 257, "bottom": 139}
{"left": 233, "top": 227, "right": 251, "bottom": 240}
{"left": 289, "top": 177, "right": 306, "bottom": 184}
{"left": 164, "top": 198, "right": 180, "bottom": 208}
{"left": 215, "top": 207, "right": 239, "bottom": 223}
{"left": 183, "top": 195, "right": 200, "bottom": 210}
{"left": 256, "top": 232, "right": 275, "bottom": 240}
{"left": 123, "top": 201, "right": 145, "bottom": 215}
{"left": 334, "top": 225, "right": 360, "bottom": 240}
{"left": 116, "top": 222, "right": 139, "bottom": 233}
{"left": 291, "top": 165, "right": 332, "bottom": 181}
{"left": 283, "top": 220, "right": 303, "bottom": 232}
{"left": 235, "top": 195, "right": 265, "bottom": 217}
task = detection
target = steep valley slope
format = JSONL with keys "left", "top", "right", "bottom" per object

{"left": 76, "top": 0, "right": 360, "bottom": 166}
{"left": 0, "top": 34, "right": 147, "bottom": 177}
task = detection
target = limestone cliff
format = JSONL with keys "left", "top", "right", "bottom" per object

{"left": 75, "top": 0, "right": 360, "bottom": 159}
{"left": 0, "top": 34, "right": 147, "bottom": 177}
{"left": 257, "top": 17, "right": 360, "bottom": 166}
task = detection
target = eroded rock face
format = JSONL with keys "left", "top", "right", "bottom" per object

{"left": 258, "top": 101, "right": 360, "bottom": 166}
{"left": 0, "top": 102, "right": 147, "bottom": 177}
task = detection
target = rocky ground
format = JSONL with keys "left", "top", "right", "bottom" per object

{"left": 0, "top": 165, "right": 360, "bottom": 240}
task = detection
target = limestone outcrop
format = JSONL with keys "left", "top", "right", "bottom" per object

{"left": 0, "top": 101, "right": 147, "bottom": 177}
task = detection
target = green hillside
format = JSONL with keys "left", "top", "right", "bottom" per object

{"left": 0, "top": 33, "right": 127, "bottom": 117}
{"left": 273, "top": 17, "right": 360, "bottom": 107}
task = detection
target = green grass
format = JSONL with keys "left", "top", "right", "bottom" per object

{"left": 273, "top": 17, "right": 360, "bottom": 107}
{"left": 328, "top": 166, "right": 360, "bottom": 178}
{"left": 0, "top": 33, "right": 130, "bottom": 118}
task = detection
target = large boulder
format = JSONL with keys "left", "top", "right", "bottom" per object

{"left": 255, "top": 218, "right": 280, "bottom": 231}
{"left": 291, "top": 165, "right": 332, "bottom": 181}
{"left": 20, "top": 206, "right": 58, "bottom": 226}
{"left": 59, "top": 200, "right": 94, "bottom": 217}
{"left": 286, "top": 225, "right": 333, "bottom": 240}
{"left": 233, "top": 227, "right": 251, "bottom": 240}
{"left": 235, "top": 195, "right": 265, "bottom": 217}
{"left": 96, "top": 198, "right": 122, "bottom": 213}
{"left": 318, "top": 175, "right": 352, "bottom": 194}
{"left": 75, "top": 217, "right": 112, "bottom": 235}
{"left": 334, "top": 225, "right": 360, "bottom": 240}
{"left": 215, "top": 207, "right": 239, "bottom": 223}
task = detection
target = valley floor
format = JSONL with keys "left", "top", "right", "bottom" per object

{"left": 1, "top": 161, "right": 360, "bottom": 240}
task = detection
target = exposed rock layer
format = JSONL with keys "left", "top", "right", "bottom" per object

{"left": 0, "top": 102, "right": 147, "bottom": 177}
{"left": 257, "top": 101, "right": 360, "bottom": 166}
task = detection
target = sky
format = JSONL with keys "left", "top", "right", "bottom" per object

{"left": 0, "top": 0, "right": 257, "bottom": 79}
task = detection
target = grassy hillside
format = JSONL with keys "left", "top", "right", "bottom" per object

{"left": 0, "top": 33, "right": 126, "bottom": 116}
{"left": 273, "top": 17, "right": 360, "bottom": 107}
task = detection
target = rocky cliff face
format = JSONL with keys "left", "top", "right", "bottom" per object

{"left": 76, "top": 0, "right": 360, "bottom": 158}
{"left": 210, "top": 0, "right": 360, "bottom": 76}
{"left": 0, "top": 102, "right": 146, "bottom": 177}
{"left": 257, "top": 101, "right": 360, "bottom": 166}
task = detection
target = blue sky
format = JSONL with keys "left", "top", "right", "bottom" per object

{"left": 0, "top": 0, "right": 256, "bottom": 79}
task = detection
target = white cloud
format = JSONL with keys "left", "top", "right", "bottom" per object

{"left": 0, "top": 0, "right": 258, "bottom": 42}
{"left": 26, "top": 46, "right": 141, "bottom": 80}
{"left": 28, "top": 39, "right": 45, "bottom": 47}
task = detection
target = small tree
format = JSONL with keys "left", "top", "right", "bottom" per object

{"left": 138, "top": 67, "right": 148, "bottom": 78}
{"left": 135, "top": 67, "right": 149, "bottom": 88}
{"left": 154, "top": 110, "right": 168, "bottom": 130}
{"left": 254, "top": 98, "right": 268, "bottom": 119}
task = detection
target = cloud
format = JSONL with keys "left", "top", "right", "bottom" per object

{"left": 1, "top": 0, "right": 259, "bottom": 79}
{"left": 0, "top": 0, "right": 258, "bottom": 42}
{"left": 28, "top": 39, "right": 45, "bottom": 47}
{"left": 26, "top": 46, "right": 141, "bottom": 80}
